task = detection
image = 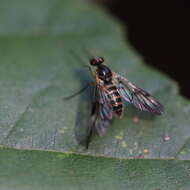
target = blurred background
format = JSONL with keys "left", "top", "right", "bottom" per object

{"left": 95, "top": 0, "right": 190, "bottom": 98}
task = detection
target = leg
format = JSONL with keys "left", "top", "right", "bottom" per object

{"left": 64, "top": 82, "right": 95, "bottom": 100}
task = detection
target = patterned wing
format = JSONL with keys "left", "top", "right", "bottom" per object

{"left": 115, "top": 74, "right": 164, "bottom": 115}
{"left": 86, "top": 85, "right": 113, "bottom": 148}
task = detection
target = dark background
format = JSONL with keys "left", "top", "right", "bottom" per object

{"left": 97, "top": 0, "right": 190, "bottom": 98}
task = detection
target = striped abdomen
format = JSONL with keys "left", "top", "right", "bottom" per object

{"left": 106, "top": 83, "right": 123, "bottom": 117}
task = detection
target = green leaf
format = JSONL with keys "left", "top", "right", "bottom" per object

{"left": 0, "top": 0, "right": 190, "bottom": 189}
{"left": 0, "top": 147, "right": 190, "bottom": 190}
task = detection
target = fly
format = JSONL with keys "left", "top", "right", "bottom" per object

{"left": 66, "top": 56, "right": 164, "bottom": 148}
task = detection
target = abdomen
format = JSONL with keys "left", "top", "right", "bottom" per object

{"left": 106, "top": 83, "right": 123, "bottom": 117}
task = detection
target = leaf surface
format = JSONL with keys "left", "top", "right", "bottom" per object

{"left": 0, "top": 0, "right": 190, "bottom": 189}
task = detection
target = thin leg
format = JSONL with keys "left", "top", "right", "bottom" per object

{"left": 64, "top": 83, "right": 92, "bottom": 100}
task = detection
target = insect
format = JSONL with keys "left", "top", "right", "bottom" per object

{"left": 66, "top": 56, "right": 164, "bottom": 148}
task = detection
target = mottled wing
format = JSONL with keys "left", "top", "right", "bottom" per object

{"left": 116, "top": 74, "right": 164, "bottom": 114}
{"left": 86, "top": 85, "right": 113, "bottom": 148}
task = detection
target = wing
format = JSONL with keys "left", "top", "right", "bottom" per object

{"left": 115, "top": 74, "right": 164, "bottom": 115}
{"left": 86, "top": 85, "right": 113, "bottom": 148}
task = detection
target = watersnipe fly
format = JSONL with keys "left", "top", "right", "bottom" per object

{"left": 66, "top": 56, "right": 164, "bottom": 148}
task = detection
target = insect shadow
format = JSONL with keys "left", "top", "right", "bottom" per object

{"left": 65, "top": 49, "right": 94, "bottom": 146}
{"left": 72, "top": 68, "right": 94, "bottom": 146}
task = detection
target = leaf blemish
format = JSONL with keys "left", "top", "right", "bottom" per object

{"left": 121, "top": 141, "right": 128, "bottom": 148}
{"left": 20, "top": 128, "right": 24, "bottom": 132}
{"left": 143, "top": 149, "right": 149, "bottom": 154}
{"left": 28, "top": 107, "right": 34, "bottom": 113}
{"left": 163, "top": 134, "right": 171, "bottom": 141}
{"left": 56, "top": 153, "right": 70, "bottom": 160}
{"left": 59, "top": 129, "right": 65, "bottom": 134}
{"left": 180, "top": 150, "right": 186, "bottom": 155}
{"left": 115, "top": 131, "right": 124, "bottom": 140}
{"left": 115, "top": 135, "right": 123, "bottom": 140}
{"left": 134, "top": 142, "right": 138, "bottom": 150}
{"left": 132, "top": 116, "right": 140, "bottom": 124}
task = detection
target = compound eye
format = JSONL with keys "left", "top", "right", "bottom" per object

{"left": 89, "top": 56, "right": 104, "bottom": 66}
{"left": 90, "top": 58, "right": 97, "bottom": 66}
{"left": 98, "top": 57, "right": 104, "bottom": 63}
